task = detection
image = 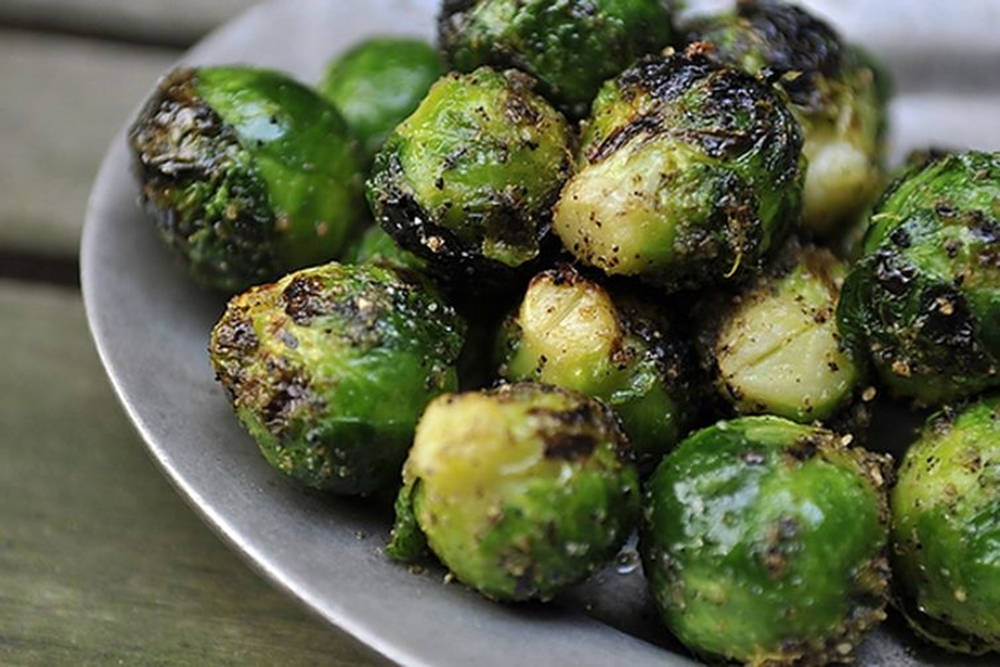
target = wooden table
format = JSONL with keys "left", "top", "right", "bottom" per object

{"left": 0, "top": 4, "right": 381, "bottom": 664}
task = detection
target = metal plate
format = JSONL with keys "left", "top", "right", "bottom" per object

{"left": 81, "top": 1, "right": 999, "bottom": 664}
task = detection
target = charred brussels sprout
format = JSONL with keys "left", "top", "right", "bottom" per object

{"left": 701, "top": 243, "right": 861, "bottom": 422}
{"left": 553, "top": 50, "right": 804, "bottom": 291}
{"left": 208, "top": 262, "right": 465, "bottom": 494}
{"left": 318, "top": 37, "right": 445, "bottom": 161}
{"left": 497, "top": 265, "right": 697, "bottom": 468}
{"left": 130, "top": 67, "right": 365, "bottom": 292}
{"left": 367, "top": 67, "right": 573, "bottom": 280}
{"left": 686, "top": 0, "right": 890, "bottom": 236}
{"left": 439, "top": 0, "right": 674, "bottom": 119}
{"left": 343, "top": 225, "right": 428, "bottom": 273}
{"left": 892, "top": 396, "right": 1000, "bottom": 655}
{"left": 837, "top": 151, "right": 1000, "bottom": 405}
{"left": 389, "top": 383, "right": 640, "bottom": 601}
{"left": 642, "top": 416, "right": 891, "bottom": 664}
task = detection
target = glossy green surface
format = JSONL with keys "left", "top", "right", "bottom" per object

{"left": 318, "top": 37, "right": 444, "bottom": 161}
{"left": 642, "top": 416, "right": 890, "bottom": 664}
{"left": 497, "top": 265, "right": 697, "bottom": 469}
{"left": 704, "top": 244, "right": 860, "bottom": 422}
{"left": 129, "top": 66, "right": 365, "bottom": 292}
{"left": 838, "top": 150, "right": 1000, "bottom": 405}
{"left": 343, "top": 224, "right": 428, "bottom": 273}
{"left": 687, "top": 0, "right": 890, "bottom": 236}
{"left": 391, "top": 383, "right": 640, "bottom": 601}
{"left": 209, "top": 262, "right": 465, "bottom": 494}
{"left": 553, "top": 52, "right": 804, "bottom": 291}
{"left": 892, "top": 396, "right": 1000, "bottom": 655}
{"left": 439, "top": 0, "right": 673, "bottom": 119}
{"left": 367, "top": 67, "right": 572, "bottom": 277}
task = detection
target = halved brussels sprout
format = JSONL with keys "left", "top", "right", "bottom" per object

{"left": 700, "top": 242, "right": 861, "bottom": 422}
{"left": 892, "top": 395, "right": 1000, "bottom": 655}
{"left": 642, "top": 416, "right": 891, "bottom": 665}
{"left": 686, "top": 0, "right": 891, "bottom": 236}
{"left": 439, "top": 0, "right": 674, "bottom": 119}
{"left": 497, "top": 265, "right": 698, "bottom": 468}
{"left": 553, "top": 48, "right": 804, "bottom": 291}
{"left": 130, "top": 66, "right": 365, "bottom": 292}
{"left": 388, "top": 383, "right": 640, "bottom": 601}
{"left": 837, "top": 150, "right": 1000, "bottom": 405}
{"left": 318, "top": 37, "right": 445, "bottom": 161}
{"left": 367, "top": 67, "right": 573, "bottom": 280}
{"left": 209, "top": 262, "right": 466, "bottom": 494}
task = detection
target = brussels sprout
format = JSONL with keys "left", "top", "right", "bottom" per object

{"left": 367, "top": 67, "right": 573, "bottom": 280}
{"left": 208, "top": 262, "right": 465, "bottom": 494}
{"left": 837, "top": 150, "right": 1000, "bottom": 405}
{"left": 130, "top": 66, "right": 366, "bottom": 292}
{"left": 388, "top": 383, "right": 640, "bottom": 601}
{"left": 318, "top": 37, "right": 445, "bottom": 161}
{"left": 891, "top": 396, "right": 1000, "bottom": 655}
{"left": 343, "top": 224, "right": 428, "bottom": 273}
{"left": 553, "top": 48, "right": 804, "bottom": 291}
{"left": 642, "top": 416, "right": 891, "bottom": 664}
{"left": 700, "top": 242, "right": 861, "bottom": 422}
{"left": 496, "top": 265, "right": 698, "bottom": 468}
{"left": 439, "top": 0, "right": 674, "bottom": 119}
{"left": 686, "top": 0, "right": 891, "bottom": 236}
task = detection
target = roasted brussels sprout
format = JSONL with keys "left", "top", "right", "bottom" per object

{"left": 496, "top": 265, "right": 697, "bottom": 468}
{"left": 367, "top": 67, "right": 573, "bottom": 280}
{"left": 439, "top": 0, "right": 674, "bottom": 119}
{"left": 642, "top": 416, "right": 891, "bottom": 665}
{"left": 553, "top": 49, "right": 805, "bottom": 291}
{"left": 208, "top": 262, "right": 465, "bottom": 494}
{"left": 686, "top": 0, "right": 890, "bottom": 236}
{"left": 837, "top": 150, "right": 1000, "bottom": 405}
{"left": 891, "top": 396, "right": 1000, "bottom": 655}
{"left": 130, "top": 66, "right": 365, "bottom": 292}
{"left": 343, "top": 224, "right": 428, "bottom": 273}
{"left": 388, "top": 383, "right": 640, "bottom": 601}
{"left": 700, "top": 242, "right": 861, "bottom": 422}
{"left": 318, "top": 37, "right": 445, "bottom": 161}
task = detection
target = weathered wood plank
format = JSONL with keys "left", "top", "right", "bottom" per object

{"left": 0, "top": 0, "right": 257, "bottom": 47}
{"left": 0, "top": 280, "right": 381, "bottom": 666}
{"left": 0, "top": 30, "right": 175, "bottom": 258}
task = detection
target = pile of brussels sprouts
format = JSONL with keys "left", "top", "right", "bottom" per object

{"left": 129, "top": 0, "right": 1000, "bottom": 663}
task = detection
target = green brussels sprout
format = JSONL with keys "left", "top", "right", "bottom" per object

{"left": 686, "top": 0, "right": 891, "bottom": 236}
{"left": 837, "top": 150, "right": 1000, "bottom": 406}
{"left": 439, "top": 0, "right": 674, "bottom": 119}
{"left": 699, "top": 242, "right": 861, "bottom": 422}
{"left": 367, "top": 67, "right": 573, "bottom": 280}
{"left": 318, "top": 37, "right": 445, "bottom": 162}
{"left": 891, "top": 396, "right": 1000, "bottom": 655}
{"left": 642, "top": 416, "right": 891, "bottom": 664}
{"left": 343, "top": 224, "right": 428, "bottom": 273}
{"left": 130, "top": 66, "right": 366, "bottom": 292}
{"left": 388, "top": 382, "right": 640, "bottom": 601}
{"left": 496, "top": 265, "right": 697, "bottom": 469}
{"left": 553, "top": 49, "right": 805, "bottom": 291}
{"left": 208, "top": 262, "right": 466, "bottom": 494}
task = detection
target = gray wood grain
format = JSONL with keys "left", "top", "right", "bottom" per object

{"left": 0, "top": 279, "right": 381, "bottom": 666}
{"left": 0, "top": 29, "right": 174, "bottom": 258}
{"left": 0, "top": 0, "right": 257, "bottom": 46}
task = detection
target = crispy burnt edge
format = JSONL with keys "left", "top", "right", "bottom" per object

{"left": 694, "top": 240, "right": 873, "bottom": 433}
{"left": 683, "top": 0, "right": 846, "bottom": 111}
{"left": 128, "top": 67, "right": 278, "bottom": 290}
{"left": 577, "top": 48, "right": 803, "bottom": 290}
